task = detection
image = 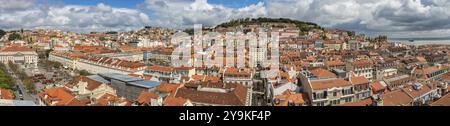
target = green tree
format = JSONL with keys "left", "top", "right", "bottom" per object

{"left": 47, "top": 60, "right": 62, "bottom": 69}
{"left": 0, "top": 29, "right": 6, "bottom": 39}
{"left": 23, "top": 78, "right": 36, "bottom": 94}
{"left": 0, "top": 83, "right": 11, "bottom": 89}
{"left": 8, "top": 32, "right": 21, "bottom": 41}
{"left": 79, "top": 70, "right": 92, "bottom": 76}
{"left": 183, "top": 29, "right": 194, "bottom": 35}
{"left": 99, "top": 37, "right": 107, "bottom": 41}
{"left": 0, "top": 63, "right": 14, "bottom": 89}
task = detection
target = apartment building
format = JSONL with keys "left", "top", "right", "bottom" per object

{"left": 49, "top": 51, "right": 146, "bottom": 74}
{"left": 302, "top": 78, "right": 354, "bottom": 106}
{"left": 145, "top": 65, "right": 175, "bottom": 83}
{"left": 0, "top": 46, "right": 38, "bottom": 69}
{"left": 383, "top": 73, "right": 415, "bottom": 90}
{"left": 64, "top": 76, "right": 116, "bottom": 100}
{"left": 222, "top": 68, "right": 253, "bottom": 88}
{"left": 412, "top": 65, "right": 449, "bottom": 83}
{"left": 381, "top": 83, "right": 439, "bottom": 106}
{"left": 38, "top": 87, "right": 87, "bottom": 106}
{"left": 349, "top": 75, "right": 371, "bottom": 100}
{"left": 347, "top": 59, "right": 374, "bottom": 80}
{"left": 300, "top": 68, "right": 374, "bottom": 106}
{"left": 174, "top": 82, "right": 251, "bottom": 106}
{"left": 273, "top": 90, "right": 309, "bottom": 106}
{"left": 0, "top": 88, "right": 14, "bottom": 99}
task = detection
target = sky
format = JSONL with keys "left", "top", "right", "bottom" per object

{"left": 1, "top": 0, "right": 450, "bottom": 38}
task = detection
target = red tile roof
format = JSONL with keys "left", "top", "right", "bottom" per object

{"left": 325, "top": 60, "right": 345, "bottom": 67}
{"left": 339, "top": 98, "right": 373, "bottom": 106}
{"left": 0, "top": 88, "right": 14, "bottom": 99}
{"left": 371, "top": 81, "right": 386, "bottom": 93}
{"left": 136, "top": 90, "right": 160, "bottom": 105}
{"left": 66, "top": 76, "right": 102, "bottom": 91}
{"left": 381, "top": 89, "right": 412, "bottom": 106}
{"left": 190, "top": 75, "right": 221, "bottom": 82}
{"left": 1, "top": 46, "right": 34, "bottom": 52}
{"left": 38, "top": 87, "right": 85, "bottom": 106}
{"left": 224, "top": 68, "right": 251, "bottom": 77}
{"left": 96, "top": 93, "right": 118, "bottom": 106}
{"left": 274, "top": 90, "right": 308, "bottom": 106}
{"left": 73, "top": 45, "right": 114, "bottom": 54}
{"left": 175, "top": 83, "right": 248, "bottom": 106}
{"left": 431, "top": 93, "right": 450, "bottom": 106}
{"left": 310, "top": 79, "right": 352, "bottom": 90}
{"left": 309, "top": 68, "right": 337, "bottom": 78}
{"left": 401, "top": 84, "right": 433, "bottom": 98}
{"left": 163, "top": 97, "right": 189, "bottom": 106}
{"left": 413, "top": 66, "right": 442, "bottom": 76}
{"left": 442, "top": 73, "right": 450, "bottom": 81}
{"left": 350, "top": 75, "right": 369, "bottom": 85}
{"left": 156, "top": 83, "right": 180, "bottom": 93}
{"left": 147, "top": 65, "right": 174, "bottom": 72}
{"left": 351, "top": 60, "right": 373, "bottom": 67}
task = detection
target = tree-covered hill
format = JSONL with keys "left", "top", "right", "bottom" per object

{"left": 216, "top": 17, "right": 323, "bottom": 32}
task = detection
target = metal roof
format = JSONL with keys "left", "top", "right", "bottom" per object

{"left": 99, "top": 73, "right": 143, "bottom": 82}
{"left": 128, "top": 80, "right": 160, "bottom": 89}
{"left": 98, "top": 73, "right": 160, "bottom": 89}
{"left": 87, "top": 75, "right": 111, "bottom": 84}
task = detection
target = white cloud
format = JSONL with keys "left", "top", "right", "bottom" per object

{"left": 1, "top": 0, "right": 450, "bottom": 37}
{"left": 145, "top": 0, "right": 450, "bottom": 37}
{"left": 267, "top": 0, "right": 450, "bottom": 37}
{"left": 0, "top": 0, "right": 35, "bottom": 11}
{"left": 0, "top": 2, "right": 151, "bottom": 32}
{"left": 144, "top": 0, "right": 267, "bottom": 28}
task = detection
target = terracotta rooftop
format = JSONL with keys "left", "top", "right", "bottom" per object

{"left": 94, "top": 93, "right": 131, "bottom": 106}
{"left": 66, "top": 76, "right": 102, "bottom": 91}
{"left": 339, "top": 98, "right": 373, "bottom": 106}
{"left": 0, "top": 46, "right": 34, "bottom": 52}
{"left": 371, "top": 81, "right": 387, "bottom": 92}
{"left": 224, "top": 68, "right": 251, "bottom": 76}
{"left": 136, "top": 90, "right": 160, "bottom": 105}
{"left": 430, "top": 93, "right": 450, "bottom": 106}
{"left": 0, "top": 88, "right": 14, "bottom": 99}
{"left": 147, "top": 65, "right": 174, "bottom": 72}
{"left": 381, "top": 89, "right": 412, "bottom": 106}
{"left": 443, "top": 73, "right": 450, "bottom": 81}
{"left": 325, "top": 60, "right": 345, "bottom": 66}
{"left": 309, "top": 68, "right": 337, "bottom": 78}
{"left": 351, "top": 60, "right": 373, "bottom": 67}
{"left": 401, "top": 84, "right": 433, "bottom": 98}
{"left": 274, "top": 90, "right": 308, "bottom": 106}
{"left": 174, "top": 66, "right": 194, "bottom": 71}
{"left": 175, "top": 83, "right": 248, "bottom": 106}
{"left": 310, "top": 79, "right": 352, "bottom": 90}
{"left": 155, "top": 83, "right": 180, "bottom": 93}
{"left": 96, "top": 93, "right": 117, "bottom": 106}
{"left": 163, "top": 97, "right": 189, "bottom": 106}
{"left": 413, "top": 66, "right": 442, "bottom": 75}
{"left": 38, "top": 87, "right": 85, "bottom": 106}
{"left": 350, "top": 75, "right": 369, "bottom": 85}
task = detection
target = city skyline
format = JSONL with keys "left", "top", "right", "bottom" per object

{"left": 1, "top": 0, "right": 450, "bottom": 38}
{"left": 0, "top": 1, "right": 449, "bottom": 107}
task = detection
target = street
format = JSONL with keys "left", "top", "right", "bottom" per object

{"left": 5, "top": 64, "right": 39, "bottom": 104}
